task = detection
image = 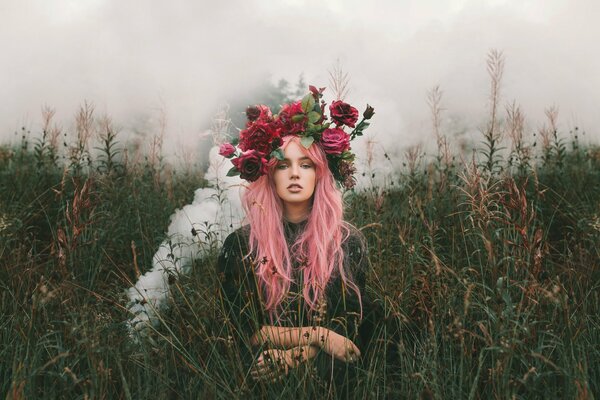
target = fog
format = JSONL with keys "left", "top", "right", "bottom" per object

{"left": 2, "top": 0, "right": 599, "bottom": 168}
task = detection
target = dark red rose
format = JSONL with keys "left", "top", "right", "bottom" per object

{"left": 231, "top": 150, "right": 268, "bottom": 182}
{"left": 218, "top": 143, "right": 236, "bottom": 158}
{"left": 329, "top": 100, "right": 359, "bottom": 128}
{"left": 238, "top": 121, "right": 281, "bottom": 154}
{"left": 246, "top": 104, "right": 272, "bottom": 124}
{"left": 320, "top": 128, "right": 351, "bottom": 155}
{"left": 278, "top": 101, "right": 307, "bottom": 135}
{"left": 363, "top": 104, "right": 375, "bottom": 120}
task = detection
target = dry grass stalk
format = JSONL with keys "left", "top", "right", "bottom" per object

{"left": 545, "top": 106, "right": 559, "bottom": 135}
{"left": 98, "top": 115, "right": 114, "bottom": 142}
{"left": 537, "top": 124, "right": 552, "bottom": 151}
{"left": 149, "top": 109, "right": 166, "bottom": 171}
{"left": 41, "top": 106, "right": 62, "bottom": 152}
{"left": 458, "top": 155, "right": 506, "bottom": 264}
{"left": 481, "top": 49, "right": 506, "bottom": 174}
{"left": 486, "top": 49, "right": 505, "bottom": 142}
{"left": 328, "top": 59, "right": 350, "bottom": 101}
{"left": 428, "top": 85, "right": 450, "bottom": 167}
{"left": 68, "top": 102, "right": 95, "bottom": 173}
{"left": 75, "top": 102, "right": 95, "bottom": 151}
{"left": 405, "top": 144, "right": 423, "bottom": 176}
{"left": 505, "top": 101, "right": 525, "bottom": 152}
{"left": 366, "top": 138, "right": 376, "bottom": 172}
{"left": 538, "top": 106, "right": 559, "bottom": 153}
{"left": 52, "top": 177, "right": 96, "bottom": 278}
{"left": 75, "top": 102, "right": 95, "bottom": 146}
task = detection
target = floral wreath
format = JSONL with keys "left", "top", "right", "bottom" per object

{"left": 219, "top": 85, "right": 374, "bottom": 190}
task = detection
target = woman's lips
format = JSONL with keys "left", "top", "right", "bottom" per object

{"left": 287, "top": 184, "right": 302, "bottom": 189}
{"left": 287, "top": 184, "right": 302, "bottom": 192}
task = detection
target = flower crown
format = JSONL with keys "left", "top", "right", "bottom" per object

{"left": 219, "top": 85, "right": 374, "bottom": 190}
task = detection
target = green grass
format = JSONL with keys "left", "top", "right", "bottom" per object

{"left": 1, "top": 115, "right": 599, "bottom": 399}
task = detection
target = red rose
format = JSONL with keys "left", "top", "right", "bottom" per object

{"left": 246, "top": 104, "right": 272, "bottom": 124}
{"left": 321, "top": 128, "right": 350, "bottom": 155}
{"left": 329, "top": 100, "right": 359, "bottom": 128}
{"left": 231, "top": 150, "right": 268, "bottom": 182}
{"left": 278, "top": 101, "right": 307, "bottom": 135}
{"left": 218, "top": 143, "right": 236, "bottom": 158}
{"left": 238, "top": 121, "right": 281, "bottom": 154}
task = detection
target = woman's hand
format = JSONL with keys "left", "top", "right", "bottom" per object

{"left": 250, "top": 349, "right": 289, "bottom": 383}
{"left": 317, "top": 329, "right": 361, "bottom": 363}
{"left": 250, "top": 345, "right": 318, "bottom": 383}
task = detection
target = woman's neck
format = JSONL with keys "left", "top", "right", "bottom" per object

{"left": 283, "top": 204, "right": 310, "bottom": 223}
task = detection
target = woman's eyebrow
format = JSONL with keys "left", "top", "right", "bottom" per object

{"left": 281, "top": 156, "right": 312, "bottom": 162}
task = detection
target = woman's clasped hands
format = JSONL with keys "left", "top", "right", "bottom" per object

{"left": 250, "top": 327, "right": 361, "bottom": 383}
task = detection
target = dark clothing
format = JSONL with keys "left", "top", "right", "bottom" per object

{"left": 216, "top": 219, "right": 372, "bottom": 394}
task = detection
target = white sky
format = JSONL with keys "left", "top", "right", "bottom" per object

{"left": 1, "top": 0, "right": 599, "bottom": 165}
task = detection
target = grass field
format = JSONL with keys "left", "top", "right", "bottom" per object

{"left": 1, "top": 77, "right": 599, "bottom": 398}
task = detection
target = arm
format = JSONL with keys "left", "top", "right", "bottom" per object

{"left": 251, "top": 325, "right": 361, "bottom": 363}
{"left": 249, "top": 326, "right": 361, "bottom": 382}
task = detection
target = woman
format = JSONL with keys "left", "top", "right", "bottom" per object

{"left": 217, "top": 88, "right": 374, "bottom": 391}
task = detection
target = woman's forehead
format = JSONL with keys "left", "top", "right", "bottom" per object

{"left": 282, "top": 140, "right": 311, "bottom": 160}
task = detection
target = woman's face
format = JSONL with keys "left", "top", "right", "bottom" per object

{"left": 273, "top": 140, "right": 317, "bottom": 216}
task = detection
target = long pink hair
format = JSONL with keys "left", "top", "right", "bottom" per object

{"left": 241, "top": 135, "right": 362, "bottom": 317}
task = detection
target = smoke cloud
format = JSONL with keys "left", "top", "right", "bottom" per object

{"left": 126, "top": 145, "right": 244, "bottom": 335}
{"left": 2, "top": 0, "right": 598, "bottom": 160}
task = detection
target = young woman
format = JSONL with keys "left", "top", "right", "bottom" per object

{"left": 217, "top": 91, "right": 374, "bottom": 391}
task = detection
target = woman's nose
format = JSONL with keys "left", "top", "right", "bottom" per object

{"left": 290, "top": 163, "right": 300, "bottom": 178}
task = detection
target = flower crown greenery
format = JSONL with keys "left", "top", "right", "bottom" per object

{"left": 219, "top": 85, "right": 374, "bottom": 189}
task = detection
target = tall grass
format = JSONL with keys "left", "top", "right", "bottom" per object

{"left": 2, "top": 63, "right": 599, "bottom": 398}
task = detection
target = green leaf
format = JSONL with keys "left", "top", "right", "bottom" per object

{"left": 270, "top": 148, "right": 285, "bottom": 161}
{"left": 226, "top": 166, "right": 240, "bottom": 177}
{"left": 300, "top": 135, "right": 314, "bottom": 149}
{"left": 301, "top": 94, "right": 315, "bottom": 113}
{"left": 308, "top": 111, "right": 321, "bottom": 123}
{"left": 341, "top": 151, "right": 355, "bottom": 160}
{"left": 292, "top": 114, "right": 305, "bottom": 123}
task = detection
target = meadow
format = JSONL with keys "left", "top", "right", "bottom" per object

{"left": 1, "top": 73, "right": 599, "bottom": 398}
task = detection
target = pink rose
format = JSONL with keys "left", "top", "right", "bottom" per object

{"left": 218, "top": 143, "right": 236, "bottom": 158}
{"left": 329, "top": 100, "right": 359, "bottom": 128}
{"left": 231, "top": 150, "right": 268, "bottom": 182}
{"left": 320, "top": 128, "right": 350, "bottom": 155}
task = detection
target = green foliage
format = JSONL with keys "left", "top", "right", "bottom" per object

{"left": 0, "top": 126, "right": 599, "bottom": 399}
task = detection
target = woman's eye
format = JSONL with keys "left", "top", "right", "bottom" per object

{"left": 277, "top": 164, "right": 288, "bottom": 169}
{"left": 302, "top": 163, "right": 313, "bottom": 169}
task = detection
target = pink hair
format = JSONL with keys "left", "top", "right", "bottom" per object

{"left": 241, "top": 135, "right": 362, "bottom": 317}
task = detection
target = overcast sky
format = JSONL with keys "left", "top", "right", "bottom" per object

{"left": 1, "top": 0, "right": 598, "bottom": 165}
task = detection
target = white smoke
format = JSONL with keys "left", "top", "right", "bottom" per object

{"left": 125, "top": 145, "right": 245, "bottom": 338}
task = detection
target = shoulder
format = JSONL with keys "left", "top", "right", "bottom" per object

{"left": 222, "top": 224, "right": 251, "bottom": 250}
{"left": 218, "top": 225, "right": 251, "bottom": 269}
